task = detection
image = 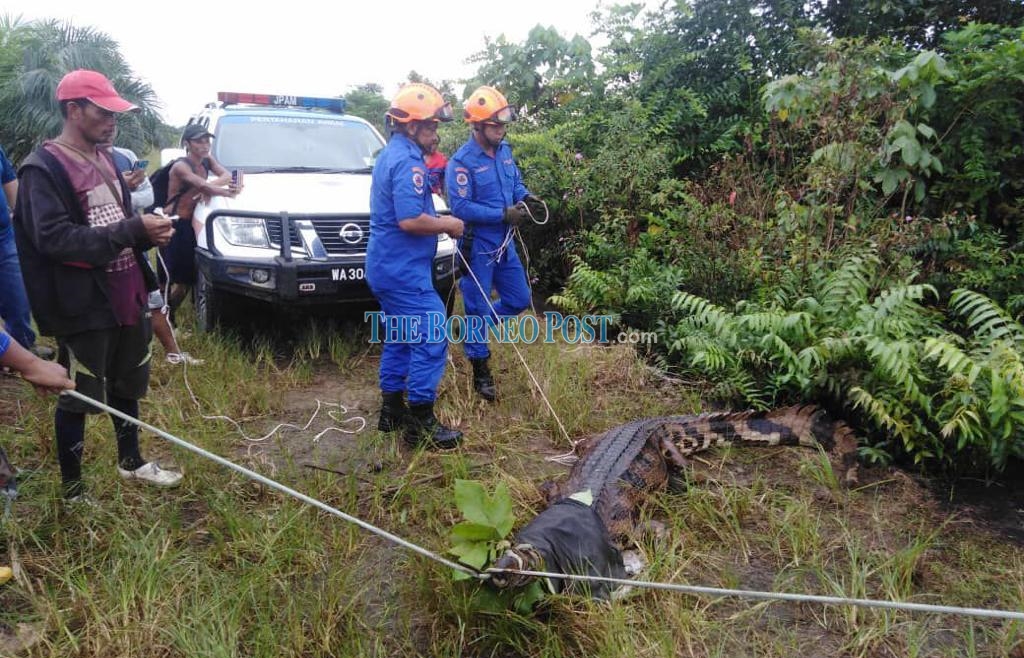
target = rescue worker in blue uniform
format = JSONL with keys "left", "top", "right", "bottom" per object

{"left": 446, "top": 86, "right": 541, "bottom": 401}
{"left": 367, "top": 83, "right": 465, "bottom": 450}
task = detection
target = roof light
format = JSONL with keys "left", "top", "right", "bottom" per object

{"left": 217, "top": 92, "right": 346, "bottom": 114}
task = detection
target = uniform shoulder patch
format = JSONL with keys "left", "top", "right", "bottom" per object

{"left": 455, "top": 172, "right": 469, "bottom": 186}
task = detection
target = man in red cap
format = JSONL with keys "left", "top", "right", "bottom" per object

{"left": 13, "top": 69, "right": 183, "bottom": 502}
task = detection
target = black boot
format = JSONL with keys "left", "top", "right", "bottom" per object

{"left": 469, "top": 358, "right": 497, "bottom": 402}
{"left": 404, "top": 403, "right": 462, "bottom": 450}
{"left": 378, "top": 391, "right": 408, "bottom": 432}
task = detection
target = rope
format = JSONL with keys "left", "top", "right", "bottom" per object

{"left": 152, "top": 244, "right": 366, "bottom": 442}
{"left": 61, "top": 389, "right": 479, "bottom": 578}
{"left": 54, "top": 391, "right": 1024, "bottom": 622}
{"left": 454, "top": 247, "right": 572, "bottom": 446}
{"left": 482, "top": 567, "right": 1024, "bottom": 621}
{"left": 520, "top": 196, "right": 550, "bottom": 225}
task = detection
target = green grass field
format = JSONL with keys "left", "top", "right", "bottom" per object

{"left": 1, "top": 307, "right": 1022, "bottom": 657}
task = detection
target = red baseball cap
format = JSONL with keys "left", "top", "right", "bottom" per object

{"left": 55, "top": 69, "right": 138, "bottom": 113}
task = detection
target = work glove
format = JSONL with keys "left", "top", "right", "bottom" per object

{"left": 503, "top": 204, "right": 529, "bottom": 227}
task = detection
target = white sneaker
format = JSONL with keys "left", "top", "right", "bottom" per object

{"left": 117, "top": 462, "right": 183, "bottom": 488}
{"left": 166, "top": 352, "right": 204, "bottom": 366}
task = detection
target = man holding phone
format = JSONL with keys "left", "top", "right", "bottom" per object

{"left": 103, "top": 129, "right": 202, "bottom": 366}
{"left": 14, "top": 69, "right": 183, "bottom": 499}
{"left": 104, "top": 126, "right": 153, "bottom": 213}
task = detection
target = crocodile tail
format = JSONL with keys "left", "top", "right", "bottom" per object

{"left": 742, "top": 404, "right": 860, "bottom": 484}
{"left": 670, "top": 405, "right": 860, "bottom": 483}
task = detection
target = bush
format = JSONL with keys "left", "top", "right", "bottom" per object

{"left": 663, "top": 248, "right": 1024, "bottom": 472}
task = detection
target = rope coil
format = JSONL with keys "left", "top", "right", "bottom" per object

{"left": 153, "top": 248, "right": 366, "bottom": 442}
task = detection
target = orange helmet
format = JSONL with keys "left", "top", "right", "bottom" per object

{"left": 464, "top": 85, "right": 516, "bottom": 124}
{"left": 385, "top": 83, "right": 453, "bottom": 124}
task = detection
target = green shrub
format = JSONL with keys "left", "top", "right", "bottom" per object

{"left": 664, "top": 248, "right": 1024, "bottom": 472}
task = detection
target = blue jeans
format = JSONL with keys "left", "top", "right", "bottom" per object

{"left": 0, "top": 231, "right": 35, "bottom": 349}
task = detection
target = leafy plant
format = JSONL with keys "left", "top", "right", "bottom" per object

{"left": 447, "top": 479, "right": 545, "bottom": 614}
{"left": 664, "top": 245, "right": 1024, "bottom": 472}
{"left": 924, "top": 289, "right": 1024, "bottom": 468}
{"left": 448, "top": 479, "right": 515, "bottom": 578}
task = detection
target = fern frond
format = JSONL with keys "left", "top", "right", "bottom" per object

{"left": 847, "top": 386, "right": 914, "bottom": 442}
{"left": 671, "top": 292, "right": 738, "bottom": 343}
{"left": 819, "top": 253, "right": 878, "bottom": 320}
{"left": 924, "top": 336, "right": 982, "bottom": 384}
{"left": 950, "top": 289, "right": 1024, "bottom": 345}
{"left": 860, "top": 283, "right": 938, "bottom": 338}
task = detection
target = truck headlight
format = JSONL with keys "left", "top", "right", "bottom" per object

{"left": 213, "top": 216, "right": 271, "bottom": 248}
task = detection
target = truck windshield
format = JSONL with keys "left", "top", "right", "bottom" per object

{"left": 213, "top": 114, "right": 384, "bottom": 172}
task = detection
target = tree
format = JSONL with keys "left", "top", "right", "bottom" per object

{"left": 806, "top": 0, "right": 1024, "bottom": 49}
{"left": 464, "top": 25, "right": 595, "bottom": 120}
{"left": 0, "top": 16, "right": 162, "bottom": 163}
{"left": 405, "top": 71, "right": 456, "bottom": 101}
{"left": 343, "top": 83, "right": 389, "bottom": 134}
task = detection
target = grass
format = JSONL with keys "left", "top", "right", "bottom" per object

{"left": 1, "top": 305, "right": 1023, "bottom": 657}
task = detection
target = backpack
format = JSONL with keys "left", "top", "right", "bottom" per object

{"left": 146, "top": 157, "right": 211, "bottom": 213}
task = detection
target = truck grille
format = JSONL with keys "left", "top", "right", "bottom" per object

{"left": 265, "top": 216, "right": 370, "bottom": 255}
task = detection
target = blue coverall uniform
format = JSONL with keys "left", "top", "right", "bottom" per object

{"left": 0, "top": 145, "right": 37, "bottom": 352}
{"left": 445, "top": 137, "right": 532, "bottom": 360}
{"left": 367, "top": 133, "right": 447, "bottom": 405}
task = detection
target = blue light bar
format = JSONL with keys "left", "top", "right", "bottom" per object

{"left": 217, "top": 92, "right": 346, "bottom": 114}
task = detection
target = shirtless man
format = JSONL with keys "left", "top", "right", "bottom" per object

{"left": 160, "top": 124, "right": 239, "bottom": 318}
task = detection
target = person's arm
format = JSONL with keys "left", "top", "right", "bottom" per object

{"left": 0, "top": 332, "right": 74, "bottom": 394}
{"left": 1, "top": 148, "right": 17, "bottom": 211}
{"left": 2, "top": 179, "right": 16, "bottom": 214}
{"left": 392, "top": 158, "right": 463, "bottom": 237}
{"left": 445, "top": 160, "right": 505, "bottom": 225}
{"left": 119, "top": 150, "right": 154, "bottom": 211}
{"left": 398, "top": 214, "right": 463, "bottom": 237}
{"left": 171, "top": 160, "right": 234, "bottom": 198}
{"left": 511, "top": 159, "right": 531, "bottom": 205}
{"left": 206, "top": 156, "right": 231, "bottom": 184}
{"left": 18, "top": 167, "right": 172, "bottom": 265}
{"left": 130, "top": 174, "right": 154, "bottom": 212}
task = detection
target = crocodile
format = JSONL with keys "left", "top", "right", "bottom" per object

{"left": 489, "top": 405, "right": 859, "bottom": 599}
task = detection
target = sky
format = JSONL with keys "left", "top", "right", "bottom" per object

{"left": 8, "top": 0, "right": 660, "bottom": 126}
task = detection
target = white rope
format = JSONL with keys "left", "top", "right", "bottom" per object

{"left": 61, "top": 389, "right": 477, "bottom": 577}
{"left": 483, "top": 566, "right": 1024, "bottom": 621}
{"left": 454, "top": 248, "right": 572, "bottom": 446}
{"left": 56, "top": 391, "right": 1024, "bottom": 622}
{"left": 521, "top": 197, "right": 550, "bottom": 225}
{"left": 152, "top": 242, "right": 366, "bottom": 442}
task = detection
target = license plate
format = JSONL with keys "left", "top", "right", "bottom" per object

{"left": 331, "top": 267, "right": 365, "bottom": 282}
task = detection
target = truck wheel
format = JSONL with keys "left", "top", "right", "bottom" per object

{"left": 195, "top": 269, "right": 222, "bottom": 333}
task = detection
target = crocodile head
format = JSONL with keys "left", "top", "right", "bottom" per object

{"left": 489, "top": 544, "right": 546, "bottom": 589}
{"left": 488, "top": 499, "right": 627, "bottom": 599}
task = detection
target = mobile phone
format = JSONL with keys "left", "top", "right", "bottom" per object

{"left": 134, "top": 160, "right": 149, "bottom": 170}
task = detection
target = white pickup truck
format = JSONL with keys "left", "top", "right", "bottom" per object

{"left": 166, "top": 92, "right": 459, "bottom": 331}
